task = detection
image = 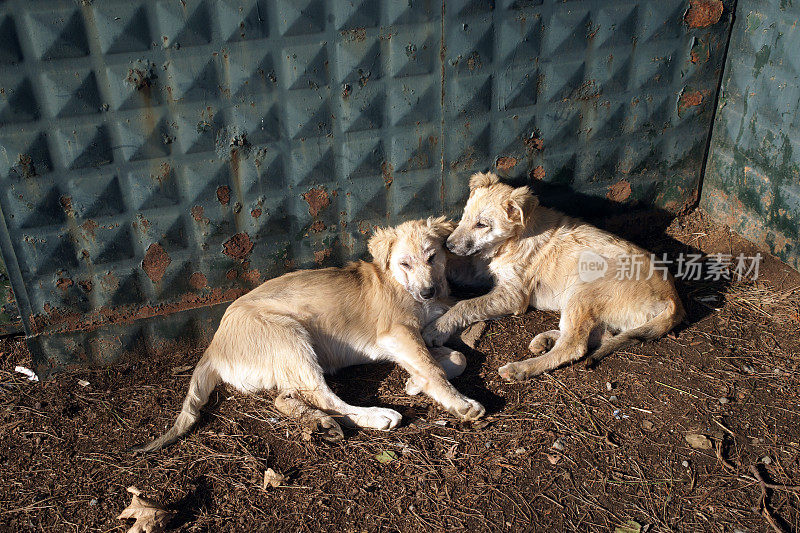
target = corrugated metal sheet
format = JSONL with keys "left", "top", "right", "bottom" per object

{"left": 0, "top": 0, "right": 733, "bottom": 373}
{"left": 702, "top": 0, "right": 800, "bottom": 271}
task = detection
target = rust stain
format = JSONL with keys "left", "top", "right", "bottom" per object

{"left": 524, "top": 134, "right": 544, "bottom": 153}
{"left": 78, "top": 280, "right": 93, "bottom": 293}
{"left": 226, "top": 268, "right": 238, "bottom": 280}
{"left": 310, "top": 220, "right": 326, "bottom": 233}
{"left": 137, "top": 214, "right": 151, "bottom": 232}
{"left": 678, "top": 89, "right": 704, "bottom": 114}
{"left": 59, "top": 195, "right": 73, "bottom": 215}
{"left": 242, "top": 269, "right": 261, "bottom": 284}
{"left": 684, "top": 0, "right": 723, "bottom": 28}
{"left": 216, "top": 185, "right": 231, "bottom": 205}
{"left": 607, "top": 180, "right": 632, "bottom": 202}
{"left": 189, "top": 272, "right": 208, "bottom": 289}
{"left": 56, "top": 275, "right": 73, "bottom": 293}
{"left": 466, "top": 52, "right": 482, "bottom": 71}
{"left": 496, "top": 156, "right": 518, "bottom": 171}
{"left": 100, "top": 272, "right": 118, "bottom": 292}
{"left": 222, "top": 232, "right": 254, "bottom": 260}
{"left": 341, "top": 27, "right": 366, "bottom": 42}
{"left": 141, "top": 243, "right": 171, "bottom": 283}
{"left": 302, "top": 187, "right": 330, "bottom": 217}
{"left": 314, "top": 248, "right": 331, "bottom": 264}
{"left": 81, "top": 219, "right": 98, "bottom": 238}
{"left": 381, "top": 161, "right": 394, "bottom": 188}
{"left": 531, "top": 166, "right": 546, "bottom": 180}
{"left": 126, "top": 66, "right": 155, "bottom": 90}
{"left": 18, "top": 154, "right": 36, "bottom": 178}
{"left": 191, "top": 205, "right": 208, "bottom": 223}
{"left": 30, "top": 286, "right": 250, "bottom": 336}
{"left": 251, "top": 208, "right": 262, "bottom": 218}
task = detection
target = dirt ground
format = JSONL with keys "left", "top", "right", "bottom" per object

{"left": 2, "top": 208, "right": 800, "bottom": 533}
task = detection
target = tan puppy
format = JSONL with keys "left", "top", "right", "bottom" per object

{"left": 424, "top": 172, "right": 684, "bottom": 381}
{"left": 133, "top": 217, "right": 485, "bottom": 452}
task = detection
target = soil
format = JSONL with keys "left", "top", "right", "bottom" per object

{"left": 2, "top": 209, "right": 800, "bottom": 532}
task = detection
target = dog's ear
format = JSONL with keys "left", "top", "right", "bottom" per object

{"left": 426, "top": 216, "right": 456, "bottom": 241}
{"left": 503, "top": 186, "right": 537, "bottom": 226}
{"left": 469, "top": 171, "right": 500, "bottom": 191}
{"left": 368, "top": 226, "right": 397, "bottom": 268}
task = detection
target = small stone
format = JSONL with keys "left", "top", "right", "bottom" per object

{"left": 484, "top": 440, "right": 492, "bottom": 448}
{"left": 514, "top": 447, "right": 526, "bottom": 455}
{"left": 682, "top": 460, "right": 690, "bottom": 468}
{"left": 641, "top": 420, "right": 654, "bottom": 431}
{"left": 551, "top": 438, "right": 565, "bottom": 451}
{"left": 685, "top": 433, "right": 713, "bottom": 450}
{"left": 89, "top": 498, "right": 97, "bottom": 506}
{"left": 609, "top": 395, "right": 618, "bottom": 403}
{"left": 606, "top": 381, "right": 613, "bottom": 391}
{"left": 743, "top": 364, "right": 755, "bottom": 374}
{"left": 718, "top": 397, "right": 729, "bottom": 404}
{"left": 762, "top": 456, "right": 772, "bottom": 465}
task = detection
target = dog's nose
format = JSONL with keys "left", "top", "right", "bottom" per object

{"left": 419, "top": 287, "right": 436, "bottom": 300}
{"left": 445, "top": 239, "right": 455, "bottom": 252}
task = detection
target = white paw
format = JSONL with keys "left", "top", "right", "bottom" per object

{"left": 447, "top": 397, "right": 485, "bottom": 421}
{"left": 359, "top": 407, "right": 402, "bottom": 430}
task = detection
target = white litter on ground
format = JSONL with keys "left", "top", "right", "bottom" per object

{"left": 14, "top": 366, "right": 38, "bottom": 382}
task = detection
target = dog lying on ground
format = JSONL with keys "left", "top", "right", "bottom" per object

{"left": 133, "top": 217, "right": 485, "bottom": 452}
{"left": 423, "top": 172, "right": 684, "bottom": 381}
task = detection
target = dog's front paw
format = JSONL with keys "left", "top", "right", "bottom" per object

{"left": 447, "top": 397, "right": 486, "bottom": 421}
{"left": 361, "top": 407, "right": 403, "bottom": 430}
{"left": 423, "top": 320, "right": 452, "bottom": 347}
{"left": 498, "top": 359, "right": 543, "bottom": 381}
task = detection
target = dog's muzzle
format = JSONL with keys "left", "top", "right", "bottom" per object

{"left": 419, "top": 287, "right": 436, "bottom": 300}
{"left": 446, "top": 238, "right": 475, "bottom": 256}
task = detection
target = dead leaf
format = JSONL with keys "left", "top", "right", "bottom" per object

{"left": 685, "top": 433, "right": 713, "bottom": 450}
{"left": 546, "top": 454, "right": 561, "bottom": 465}
{"left": 614, "top": 520, "right": 642, "bottom": 533}
{"left": 117, "top": 486, "right": 174, "bottom": 533}
{"left": 263, "top": 468, "right": 286, "bottom": 489}
{"left": 171, "top": 365, "right": 193, "bottom": 376}
{"left": 375, "top": 450, "right": 398, "bottom": 464}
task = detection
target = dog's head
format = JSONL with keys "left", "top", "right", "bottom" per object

{"left": 446, "top": 171, "right": 538, "bottom": 258}
{"left": 368, "top": 216, "right": 454, "bottom": 302}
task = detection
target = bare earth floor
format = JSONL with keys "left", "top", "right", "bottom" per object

{"left": 1, "top": 209, "right": 800, "bottom": 532}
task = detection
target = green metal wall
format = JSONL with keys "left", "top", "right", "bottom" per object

{"left": 703, "top": 0, "right": 800, "bottom": 270}
{"left": 0, "top": 0, "right": 734, "bottom": 372}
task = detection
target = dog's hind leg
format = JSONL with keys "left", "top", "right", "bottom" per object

{"left": 244, "top": 311, "right": 402, "bottom": 431}
{"left": 529, "top": 330, "right": 560, "bottom": 354}
{"left": 499, "top": 301, "right": 596, "bottom": 381}
{"left": 274, "top": 391, "right": 344, "bottom": 442}
{"left": 405, "top": 346, "right": 467, "bottom": 396}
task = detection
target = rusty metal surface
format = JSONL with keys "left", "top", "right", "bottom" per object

{"left": 0, "top": 0, "right": 733, "bottom": 372}
{"left": 702, "top": 0, "right": 800, "bottom": 271}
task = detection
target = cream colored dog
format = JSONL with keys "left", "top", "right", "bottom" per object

{"left": 423, "top": 172, "right": 684, "bottom": 381}
{"left": 133, "top": 217, "right": 485, "bottom": 452}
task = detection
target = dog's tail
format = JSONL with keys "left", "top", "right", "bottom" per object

{"left": 130, "top": 354, "right": 220, "bottom": 453}
{"left": 586, "top": 297, "right": 684, "bottom": 367}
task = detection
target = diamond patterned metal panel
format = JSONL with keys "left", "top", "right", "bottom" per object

{"left": 0, "top": 0, "right": 732, "bottom": 373}
{"left": 702, "top": 0, "right": 800, "bottom": 271}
